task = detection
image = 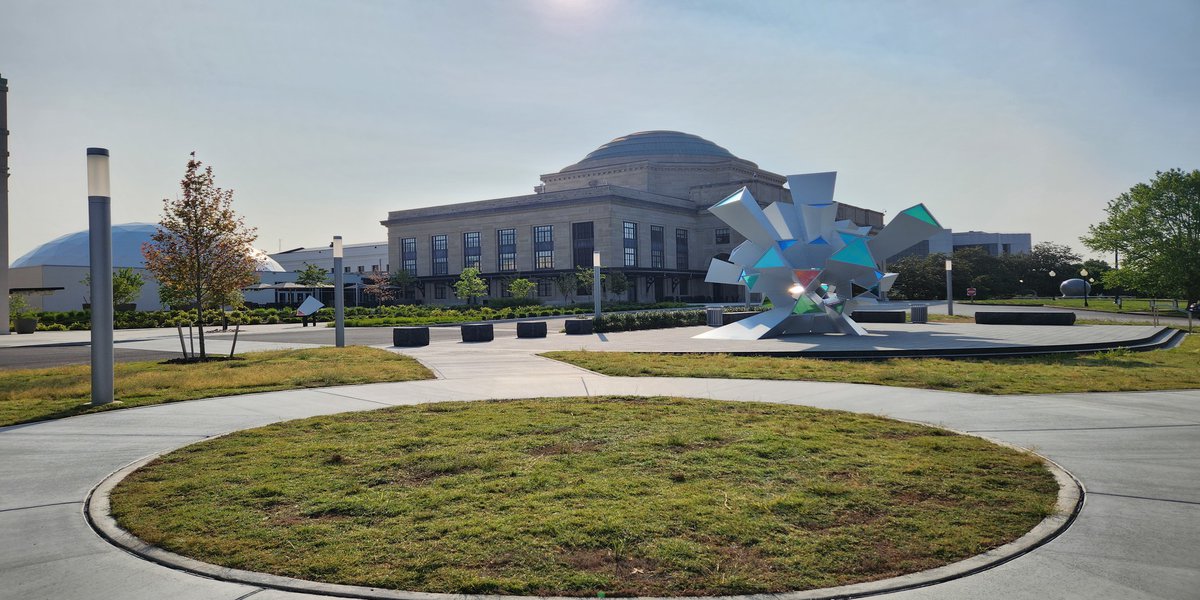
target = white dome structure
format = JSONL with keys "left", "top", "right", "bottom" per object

{"left": 12, "top": 222, "right": 284, "bottom": 272}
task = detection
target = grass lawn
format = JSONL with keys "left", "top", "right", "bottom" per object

{"left": 975, "top": 297, "right": 1191, "bottom": 314}
{"left": 543, "top": 335, "right": 1200, "bottom": 395}
{"left": 0, "top": 347, "right": 432, "bottom": 427}
{"left": 110, "top": 396, "right": 1057, "bottom": 596}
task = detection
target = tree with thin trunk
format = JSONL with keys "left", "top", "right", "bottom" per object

{"left": 143, "top": 153, "right": 258, "bottom": 360}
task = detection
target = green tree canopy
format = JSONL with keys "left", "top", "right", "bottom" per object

{"left": 507, "top": 278, "right": 535, "bottom": 299}
{"left": 295, "top": 263, "right": 329, "bottom": 287}
{"left": 1082, "top": 169, "right": 1200, "bottom": 304}
{"left": 454, "top": 268, "right": 488, "bottom": 304}
{"left": 82, "top": 267, "right": 146, "bottom": 306}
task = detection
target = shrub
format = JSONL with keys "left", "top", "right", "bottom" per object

{"left": 593, "top": 310, "right": 706, "bottom": 333}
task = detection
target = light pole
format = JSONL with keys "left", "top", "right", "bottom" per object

{"left": 333, "top": 236, "right": 344, "bottom": 347}
{"left": 1080, "top": 268, "right": 1089, "bottom": 307}
{"left": 0, "top": 74, "right": 9, "bottom": 335}
{"left": 1049, "top": 270, "right": 1056, "bottom": 300}
{"left": 945, "top": 259, "right": 953, "bottom": 316}
{"left": 87, "top": 148, "right": 113, "bottom": 405}
{"left": 593, "top": 251, "right": 601, "bottom": 319}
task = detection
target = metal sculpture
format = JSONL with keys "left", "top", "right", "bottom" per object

{"left": 698, "top": 172, "right": 941, "bottom": 339}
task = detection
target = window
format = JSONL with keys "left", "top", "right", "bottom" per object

{"left": 357, "top": 265, "right": 364, "bottom": 273}
{"left": 678, "top": 277, "right": 689, "bottom": 295}
{"left": 572, "top": 221, "right": 594, "bottom": 268}
{"left": 623, "top": 221, "right": 638, "bottom": 267}
{"left": 463, "top": 231, "right": 481, "bottom": 269}
{"left": 500, "top": 280, "right": 512, "bottom": 297}
{"left": 715, "top": 227, "right": 730, "bottom": 244}
{"left": 434, "top": 282, "right": 447, "bottom": 299}
{"left": 371, "top": 264, "right": 379, "bottom": 273}
{"left": 401, "top": 238, "right": 417, "bottom": 276}
{"left": 344, "top": 266, "right": 351, "bottom": 273}
{"left": 676, "top": 229, "right": 689, "bottom": 270}
{"left": 537, "top": 279, "right": 554, "bottom": 297}
{"left": 650, "top": 226, "right": 664, "bottom": 269}
{"left": 534, "top": 225, "right": 553, "bottom": 270}
{"left": 431, "top": 234, "right": 448, "bottom": 275}
{"left": 497, "top": 228, "right": 516, "bottom": 272}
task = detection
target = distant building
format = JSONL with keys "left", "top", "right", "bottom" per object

{"left": 270, "top": 241, "right": 390, "bottom": 277}
{"left": 380, "top": 131, "right": 885, "bottom": 304}
{"left": 887, "top": 229, "right": 1033, "bottom": 263}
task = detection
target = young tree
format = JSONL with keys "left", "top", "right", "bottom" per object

{"left": 1083, "top": 169, "right": 1200, "bottom": 305}
{"left": 454, "top": 267, "right": 488, "bottom": 304}
{"left": 575, "top": 266, "right": 604, "bottom": 297}
{"left": 142, "top": 153, "right": 258, "bottom": 360}
{"left": 508, "top": 277, "right": 535, "bottom": 299}
{"left": 554, "top": 272, "right": 577, "bottom": 304}
{"left": 295, "top": 262, "right": 329, "bottom": 287}
{"left": 605, "top": 271, "right": 629, "bottom": 301}
{"left": 82, "top": 267, "right": 146, "bottom": 307}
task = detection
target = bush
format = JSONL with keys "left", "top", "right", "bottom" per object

{"left": 593, "top": 310, "right": 706, "bottom": 333}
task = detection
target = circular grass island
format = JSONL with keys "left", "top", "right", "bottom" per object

{"left": 110, "top": 396, "right": 1059, "bottom": 596}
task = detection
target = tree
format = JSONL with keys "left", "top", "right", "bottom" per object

{"left": 574, "top": 266, "right": 604, "bottom": 297}
{"left": 142, "top": 153, "right": 258, "bottom": 360}
{"left": 81, "top": 267, "right": 146, "bottom": 307}
{"left": 1083, "top": 169, "right": 1200, "bottom": 305}
{"left": 508, "top": 277, "right": 535, "bottom": 299}
{"left": 606, "top": 271, "right": 629, "bottom": 301}
{"left": 453, "top": 267, "right": 488, "bottom": 304}
{"left": 295, "top": 262, "right": 329, "bottom": 287}
{"left": 1020, "top": 242, "right": 1083, "bottom": 297}
{"left": 554, "top": 272, "right": 577, "bottom": 304}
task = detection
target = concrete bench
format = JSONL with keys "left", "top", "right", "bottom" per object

{"left": 460, "top": 323, "right": 494, "bottom": 342}
{"left": 392, "top": 326, "right": 430, "bottom": 347}
{"left": 850, "top": 310, "right": 907, "bottom": 323}
{"left": 975, "top": 311, "right": 1076, "bottom": 326}
{"left": 516, "top": 321, "right": 547, "bottom": 338}
{"left": 564, "top": 318, "right": 594, "bottom": 335}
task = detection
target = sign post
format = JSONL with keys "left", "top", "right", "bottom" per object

{"left": 967, "top": 287, "right": 976, "bottom": 303}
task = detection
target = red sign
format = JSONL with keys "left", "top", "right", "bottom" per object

{"left": 966, "top": 288, "right": 977, "bottom": 297}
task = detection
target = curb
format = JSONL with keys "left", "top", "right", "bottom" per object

{"left": 87, "top": 426, "right": 1084, "bottom": 600}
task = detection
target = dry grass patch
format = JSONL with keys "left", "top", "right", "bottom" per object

{"left": 543, "top": 335, "right": 1200, "bottom": 395}
{"left": 110, "top": 396, "right": 1058, "bottom": 596}
{"left": 0, "top": 347, "right": 432, "bottom": 427}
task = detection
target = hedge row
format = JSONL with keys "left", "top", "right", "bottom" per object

{"left": 593, "top": 310, "right": 707, "bottom": 333}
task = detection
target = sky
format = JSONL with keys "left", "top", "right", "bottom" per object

{"left": 2, "top": 0, "right": 1198, "bottom": 261}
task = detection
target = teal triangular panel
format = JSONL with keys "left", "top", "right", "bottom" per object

{"left": 743, "top": 274, "right": 759, "bottom": 289}
{"left": 901, "top": 203, "right": 941, "bottom": 227}
{"left": 754, "top": 246, "right": 786, "bottom": 269}
{"left": 837, "top": 232, "right": 860, "bottom": 244}
{"left": 809, "top": 236, "right": 829, "bottom": 246}
{"left": 792, "top": 295, "right": 824, "bottom": 314}
{"left": 830, "top": 239, "right": 875, "bottom": 269}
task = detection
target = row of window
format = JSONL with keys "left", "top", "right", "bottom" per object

{"left": 400, "top": 223, "right": 699, "bottom": 276}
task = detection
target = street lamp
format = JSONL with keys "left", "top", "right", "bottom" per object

{"left": 87, "top": 148, "right": 113, "bottom": 405}
{"left": 593, "top": 251, "right": 601, "bottom": 319}
{"left": 945, "top": 259, "right": 953, "bottom": 316}
{"left": 1080, "top": 268, "right": 1089, "bottom": 307}
{"left": 333, "top": 236, "right": 344, "bottom": 347}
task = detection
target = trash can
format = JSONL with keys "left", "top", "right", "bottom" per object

{"left": 910, "top": 304, "right": 928, "bottom": 324}
{"left": 706, "top": 307, "right": 724, "bottom": 327}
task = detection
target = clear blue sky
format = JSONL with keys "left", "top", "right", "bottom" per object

{"left": 3, "top": 0, "right": 1198, "bottom": 260}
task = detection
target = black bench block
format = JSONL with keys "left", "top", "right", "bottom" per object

{"left": 392, "top": 327, "right": 430, "bottom": 347}
{"left": 460, "top": 323, "right": 494, "bottom": 342}
{"left": 975, "top": 311, "right": 1076, "bottom": 326}
{"left": 850, "top": 310, "right": 907, "bottom": 323}
{"left": 722, "top": 311, "right": 759, "bottom": 325}
{"left": 516, "top": 321, "right": 547, "bottom": 338}
{"left": 565, "top": 318, "right": 594, "bottom": 335}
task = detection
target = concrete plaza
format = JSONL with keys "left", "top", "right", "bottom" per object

{"left": 0, "top": 312, "right": 1198, "bottom": 599}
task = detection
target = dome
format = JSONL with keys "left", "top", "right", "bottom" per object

{"left": 560, "top": 130, "right": 748, "bottom": 171}
{"left": 12, "top": 222, "right": 284, "bottom": 272}
{"left": 12, "top": 223, "right": 159, "bottom": 268}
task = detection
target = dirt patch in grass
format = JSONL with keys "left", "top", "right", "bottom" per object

{"left": 110, "top": 396, "right": 1058, "bottom": 596}
{"left": 0, "top": 346, "right": 433, "bottom": 427}
{"left": 543, "top": 334, "right": 1200, "bottom": 395}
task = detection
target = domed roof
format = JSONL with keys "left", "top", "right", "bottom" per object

{"left": 11, "top": 222, "right": 285, "bottom": 272}
{"left": 561, "top": 131, "right": 747, "bottom": 171}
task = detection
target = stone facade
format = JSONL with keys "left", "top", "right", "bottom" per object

{"left": 382, "top": 131, "right": 884, "bottom": 305}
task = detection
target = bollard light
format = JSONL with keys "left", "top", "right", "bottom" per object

{"left": 944, "top": 259, "right": 953, "bottom": 316}
{"left": 333, "top": 236, "right": 345, "bottom": 347}
{"left": 87, "top": 148, "right": 114, "bottom": 405}
{"left": 593, "top": 251, "right": 601, "bottom": 319}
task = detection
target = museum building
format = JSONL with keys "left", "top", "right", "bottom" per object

{"left": 381, "top": 131, "right": 884, "bottom": 304}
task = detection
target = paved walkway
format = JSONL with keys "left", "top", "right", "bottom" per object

{"left": 2, "top": 332, "right": 1199, "bottom": 598}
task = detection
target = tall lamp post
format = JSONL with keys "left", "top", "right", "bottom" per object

{"left": 593, "top": 251, "right": 601, "bottom": 319}
{"left": 1049, "top": 270, "right": 1057, "bottom": 300}
{"left": 333, "top": 236, "right": 344, "bottom": 347}
{"left": 0, "top": 74, "right": 9, "bottom": 335}
{"left": 1080, "top": 268, "right": 1090, "bottom": 307}
{"left": 87, "top": 148, "right": 113, "bottom": 405}
{"left": 945, "top": 259, "right": 953, "bottom": 316}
